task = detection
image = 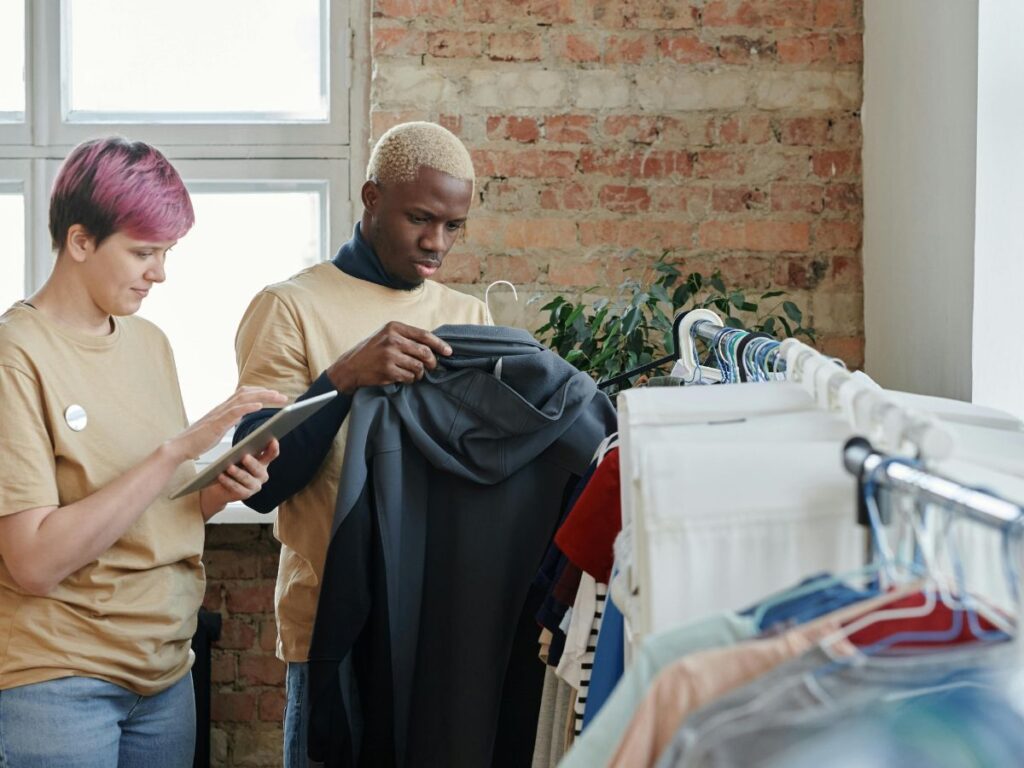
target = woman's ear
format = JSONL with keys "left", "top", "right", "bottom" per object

{"left": 64, "top": 224, "right": 94, "bottom": 263}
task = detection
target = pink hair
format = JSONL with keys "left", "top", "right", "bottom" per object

{"left": 49, "top": 137, "right": 195, "bottom": 251}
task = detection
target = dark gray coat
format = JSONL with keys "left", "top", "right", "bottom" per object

{"left": 307, "top": 325, "right": 616, "bottom": 767}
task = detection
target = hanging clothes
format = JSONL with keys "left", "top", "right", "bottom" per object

{"left": 306, "top": 325, "right": 616, "bottom": 768}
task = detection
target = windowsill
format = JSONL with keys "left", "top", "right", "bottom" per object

{"left": 208, "top": 502, "right": 277, "bottom": 525}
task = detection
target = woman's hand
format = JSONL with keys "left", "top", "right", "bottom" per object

{"left": 199, "top": 439, "right": 280, "bottom": 520}
{"left": 166, "top": 386, "right": 287, "bottom": 462}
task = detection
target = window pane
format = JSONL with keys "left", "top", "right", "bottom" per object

{"left": 65, "top": 0, "right": 326, "bottom": 122}
{"left": 0, "top": 190, "right": 25, "bottom": 309}
{"left": 138, "top": 188, "right": 323, "bottom": 421}
{"left": 0, "top": 0, "right": 25, "bottom": 117}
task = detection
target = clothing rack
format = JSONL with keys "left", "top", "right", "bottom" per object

{"left": 843, "top": 436, "right": 1024, "bottom": 530}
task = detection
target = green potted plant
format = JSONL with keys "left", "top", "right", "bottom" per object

{"left": 534, "top": 253, "right": 816, "bottom": 391}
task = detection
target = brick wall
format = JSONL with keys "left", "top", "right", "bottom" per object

{"left": 205, "top": 525, "right": 283, "bottom": 767}
{"left": 373, "top": 0, "right": 865, "bottom": 366}
{"left": 207, "top": 3, "right": 865, "bottom": 766}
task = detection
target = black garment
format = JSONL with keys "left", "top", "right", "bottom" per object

{"left": 332, "top": 222, "right": 419, "bottom": 292}
{"left": 307, "top": 326, "right": 617, "bottom": 768}
{"left": 233, "top": 223, "right": 397, "bottom": 510}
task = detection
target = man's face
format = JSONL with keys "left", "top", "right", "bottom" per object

{"left": 362, "top": 166, "right": 473, "bottom": 286}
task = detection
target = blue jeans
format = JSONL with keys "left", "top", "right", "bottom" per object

{"left": 0, "top": 673, "right": 195, "bottom": 768}
{"left": 284, "top": 662, "right": 310, "bottom": 768}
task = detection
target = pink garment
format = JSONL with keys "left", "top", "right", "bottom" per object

{"left": 606, "top": 589, "right": 911, "bottom": 768}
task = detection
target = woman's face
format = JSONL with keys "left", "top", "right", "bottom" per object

{"left": 79, "top": 230, "right": 176, "bottom": 316}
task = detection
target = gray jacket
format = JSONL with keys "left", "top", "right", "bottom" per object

{"left": 307, "top": 325, "right": 617, "bottom": 768}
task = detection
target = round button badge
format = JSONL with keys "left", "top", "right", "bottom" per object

{"left": 64, "top": 404, "right": 88, "bottom": 432}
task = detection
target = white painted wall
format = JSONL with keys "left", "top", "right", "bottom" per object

{"left": 863, "top": 0, "right": 979, "bottom": 399}
{"left": 972, "top": 1, "right": 1024, "bottom": 420}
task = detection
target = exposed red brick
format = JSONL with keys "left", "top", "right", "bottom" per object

{"left": 657, "top": 33, "right": 715, "bottom": 63}
{"left": 606, "top": 34, "right": 655, "bottom": 63}
{"left": 603, "top": 115, "right": 660, "bottom": 144}
{"left": 375, "top": 0, "right": 456, "bottom": 17}
{"left": 599, "top": 185, "right": 651, "bottom": 213}
{"left": 831, "top": 254, "right": 864, "bottom": 289}
{"left": 545, "top": 114, "right": 595, "bottom": 144}
{"left": 557, "top": 32, "right": 601, "bottom": 62}
{"left": 770, "top": 182, "right": 825, "bottom": 213}
{"left": 486, "top": 254, "right": 540, "bottom": 283}
{"left": 587, "top": 0, "right": 640, "bottom": 29}
{"left": 579, "top": 220, "right": 694, "bottom": 249}
{"left": 427, "top": 31, "right": 482, "bottom": 58}
{"left": 651, "top": 187, "right": 711, "bottom": 215}
{"left": 539, "top": 181, "right": 593, "bottom": 210}
{"left": 371, "top": 109, "right": 421, "bottom": 139}
{"left": 240, "top": 655, "right": 286, "bottom": 687}
{"left": 823, "top": 183, "right": 862, "bottom": 211}
{"left": 779, "top": 117, "right": 830, "bottom": 145}
{"left": 636, "top": 0, "right": 698, "bottom": 29}
{"left": 835, "top": 33, "right": 863, "bottom": 63}
{"left": 487, "top": 116, "right": 541, "bottom": 143}
{"left": 812, "top": 149, "right": 859, "bottom": 178}
{"left": 774, "top": 256, "right": 831, "bottom": 289}
{"left": 204, "top": 551, "right": 258, "bottom": 581}
{"left": 259, "top": 690, "right": 287, "bottom": 723}
{"left": 778, "top": 34, "right": 831, "bottom": 64}
{"left": 465, "top": 0, "right": 574, "bottom": 23}
{"left": 439, "top": 114, "right": 463, "bottom": 136}
{"left": 703, "top": 0, "right": 815, "bottom": 28}
{"left": 699, "top": 221, "right": 810, "bottom": 251}
{"left": 818, "top": 335, "right": 865, "bottom": 368}
{"left": 212, "top": 691, "right": 256, "bottom": 723}
{"left": 814, "top": 220, "right": 861, "bottom": 249}
{"left": 712, "top": 185, "right": 767, "bottom": 213}
{"left": 211, "top": 653, "right": 236, "bottom": 685}
{"left": 716, "top": 35, "right": 778, "bottom": 64}
{"left": 548, "top": 261, "right": 603, "bottom": 286}
{"left": 814, "top": 0, "right": 858, "bottom": 28}
{"left": 202, "top": 589, "right": 222, "bottom": 612}
{"left": 436, "top": 251, "right": 482, "bottom": 282}
{"left": 693, "top": 150, "right": 747, "bottom": 179}
{"left": 373, "top": 27, "right": 427, "bottom": 56}
{"left": 580, "top": 148, "right": 692, "bottom": 178}
{"left": 473, "top": 149, "right": 577, "bottom": 178}
{"left": 225, "top": 584, "right": 275, "bottom": 614}
{"left": 717, "top": 115, "right": 773, "bottom": 145}
{"left": 259, "top": 620, "right": 278, "bottom": 653}
{"left": 504, "top": 219, "right": 577, "bottom": 249}
{"left": 488, "top": 31, "right": 543, "bottom": 61}
{"left": 217, "top": 619, "right": 256, "bottom": 651}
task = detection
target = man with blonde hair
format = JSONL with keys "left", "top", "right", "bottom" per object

{"left": 232, "top": 122, "right": 489, "bottom": 768}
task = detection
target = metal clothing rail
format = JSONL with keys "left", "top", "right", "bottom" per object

{"left": 843, "top": 436, "right": 1024, "bottom": 530}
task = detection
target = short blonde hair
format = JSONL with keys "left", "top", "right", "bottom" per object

{"left": 367, "top": 122, "right": 475, "bottom": 190}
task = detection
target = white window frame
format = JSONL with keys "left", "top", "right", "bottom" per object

{"left": 1, "top": 0, "right": 372, "bottom": 522}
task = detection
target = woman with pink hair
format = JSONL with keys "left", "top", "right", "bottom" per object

{"left": 0, "top": 137, "right": 285, "bottom": 767}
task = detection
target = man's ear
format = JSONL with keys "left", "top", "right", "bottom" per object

{"left": 65, "top": 224, "right": 95, "bottom": 264}
{"left": 361, "top": 180, "right": 381, "bottom": 214}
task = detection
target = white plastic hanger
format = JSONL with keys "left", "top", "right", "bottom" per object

{"left": 484, "top": 280, "right": 518, "bottom": 324}
{"left": 670, "top": 309, "right": 725, "bottom": 384}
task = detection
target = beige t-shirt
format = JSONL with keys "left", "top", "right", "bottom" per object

{"left": 235, "top": 262, "right": 489, "bottom": 661}
{"left": 0, "top": 303, "right": 204, "bottom": 696}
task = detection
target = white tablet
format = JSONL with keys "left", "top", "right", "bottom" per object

{"left": 169, "top": 390, "right": 338, "bottom": 500}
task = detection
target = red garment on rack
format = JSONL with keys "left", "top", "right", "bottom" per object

{"left": 845, "top": 591, "right": 1001, "bottom": 649}
{"left": 554, "top": 448, "right": 620, "bottom": 583}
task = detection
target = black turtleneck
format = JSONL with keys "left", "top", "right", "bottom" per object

{"left": 332, "top": 222, "right": 420, "bottom": 291}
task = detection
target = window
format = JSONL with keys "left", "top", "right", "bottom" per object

{"left": 137, "top": 171, "right": 332, "bottom": 421}
{"left": 2, "top": 2, "right": 364, "bottom": 519}
{"left": 0, "top": 0, "right": 25, "bottom": 119}
{"left": 4, "top": 1, "right": 354, "bottom": 403}
{"left": 0, "top": 186, "right": 25, "bottom": 309}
